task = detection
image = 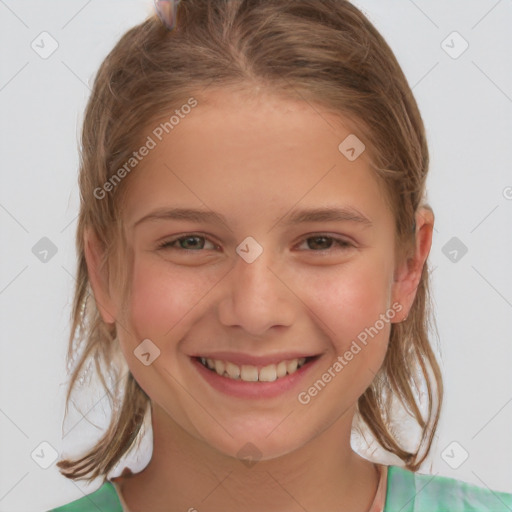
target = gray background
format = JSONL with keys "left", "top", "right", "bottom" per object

{"left": 1, "top": 0, "right": 511, "bottom": 510}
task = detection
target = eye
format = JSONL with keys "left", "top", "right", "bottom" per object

{"left": 296, "top": 235, "right": 354, "bottom": 252}
{"left": 156, "top": 233, "right": 354, "bottom": 253}
{"left": 157, "top": 234, "right": 218, "bottom": 251}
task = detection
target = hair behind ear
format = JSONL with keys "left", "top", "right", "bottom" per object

{"left": 83, "top": 227, "right": 116, "bottom": 325}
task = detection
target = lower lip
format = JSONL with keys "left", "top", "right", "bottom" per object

{"left": 191, "top": 357, "right": 320, "bottom": 399}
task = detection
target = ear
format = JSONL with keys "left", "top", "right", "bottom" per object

{"left": 390, "top": 207, "right": 434, "bottom": 323}
{"left": 83, "top": 227, "right": 117, "bottom": 324}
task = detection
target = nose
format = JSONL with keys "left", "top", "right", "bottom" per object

{"left": 217, "top": 245, "right": 296, "bottom": 336}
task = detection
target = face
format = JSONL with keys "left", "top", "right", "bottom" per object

{"left": 88, "top": 88, "right": 419, "bottom": 462}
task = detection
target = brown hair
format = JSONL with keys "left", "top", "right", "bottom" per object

{"left": 56, "top": 0, "right": 443, "bottom": 483}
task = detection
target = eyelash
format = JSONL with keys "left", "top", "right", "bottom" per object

{"left": 156, "top": 233, "right": 354, "bottom": 253}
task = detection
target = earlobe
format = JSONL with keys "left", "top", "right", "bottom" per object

{"left": 83, "top": 228, "right": 117, "bottom": 325}
{"left": 391, "top": 208, "right": 434, "bottom": 323}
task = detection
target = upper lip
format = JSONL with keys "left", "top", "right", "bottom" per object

{"left": 190, "top": 351, "right": 321, "bottom": 367}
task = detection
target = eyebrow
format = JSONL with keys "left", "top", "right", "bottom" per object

{"left": 132, "top": 206, "right": 373, "bottom": 229}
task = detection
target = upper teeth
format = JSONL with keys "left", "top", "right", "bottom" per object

{"left": 199, "top": 357, "right": 307, "bottom": 382}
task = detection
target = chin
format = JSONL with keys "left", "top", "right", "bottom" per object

{"left": 198, "top": 424, "right": 311, "bottom": 465}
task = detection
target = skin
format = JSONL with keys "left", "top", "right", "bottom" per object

{"left": 85, "top": 88, "right": 434, "bottom": 512}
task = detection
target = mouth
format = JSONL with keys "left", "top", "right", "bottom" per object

{"left": 194, "top": 355, "right": 317, "bottom": 382}
{"left": 190, "top": 352, "right": 322, "bottom": 399}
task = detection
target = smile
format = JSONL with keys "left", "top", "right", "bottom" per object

{"left": 196, "top": 356, "right": 312, "bottom": 382}
{"left": 191, "top": 352, "right": 322, "bottom": 399}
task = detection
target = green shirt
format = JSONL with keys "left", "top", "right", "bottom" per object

{"left": 49, "top": 464, "right": 512, "bottom": 511}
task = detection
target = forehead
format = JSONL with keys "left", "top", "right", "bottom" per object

{"left": 121, "top": 88, "right": 390, "bottom": 229}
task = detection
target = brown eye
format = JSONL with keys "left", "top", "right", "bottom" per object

{"left": 297, "top": 235, "right": 353, "bottom": 252}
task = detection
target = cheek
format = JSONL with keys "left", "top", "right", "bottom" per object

{"left": 305, "top": 256, "right": 394, "bottom": 352}
{"left": 127, "top": 256, "right": 206, "bottom": 341}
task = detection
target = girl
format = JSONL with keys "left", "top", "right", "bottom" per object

{"left": 49, "top": 0, "right": 512, "bottom": 511}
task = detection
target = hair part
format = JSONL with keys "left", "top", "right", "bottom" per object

{"left": 56, "top": 0, "right": 443, "bottom": 483}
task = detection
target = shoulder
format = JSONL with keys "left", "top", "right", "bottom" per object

{"left": 385, "top": 465, "right": 512, "bottom": 512}
{"left": 47, "top": 481, "right": 122, "bottom": 512}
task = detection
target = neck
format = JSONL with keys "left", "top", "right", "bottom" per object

{"left": 117, "top": 403, "right": 379, "bottom": 512}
